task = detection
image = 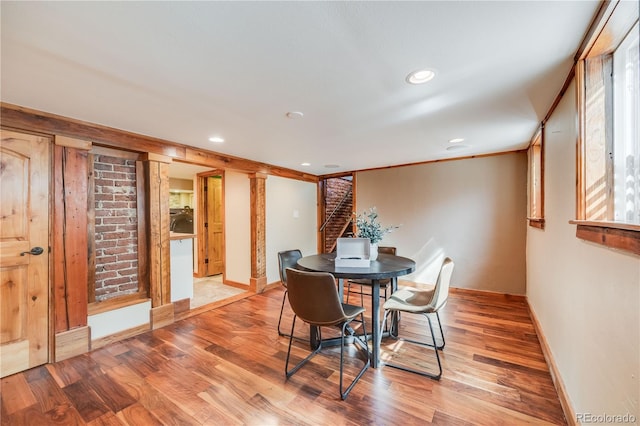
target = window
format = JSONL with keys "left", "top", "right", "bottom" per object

{"left": 528, "top": 128, "right": 544, "bottom": 229}
{"left": 613, "top": 24, "right": 639, "bottom": 224}
{"left": 575, "top": 1, "right": 639, "bottom": 254}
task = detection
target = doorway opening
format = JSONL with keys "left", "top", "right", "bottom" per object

{"left": 168, "top": 162, "right": 248, "bottom": 308}
{"left": 319, "top": 175, "right": 354, "bottom": 253}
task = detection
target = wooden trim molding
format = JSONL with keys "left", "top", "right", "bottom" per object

{"left": 527, "top": 302, "right": 576, "bottom": 426}
{"left": 527, "top": 218, "right": 545, "bottom": 229}
{"left": 54, "top": 326, "right": 90, "bottom": 362}
{"left": 55, "top": 135, "right": 92, "bottom": 150}
{"left": 172, "top": 298, "right": 191, "bottom": 315}
{"left": 571, "top": 221, "right": 640, "bottom": 256}
{"left": 1, "top": 102, "right": 316, "bottom": 183}
{"left": 88, "top": 293, "right": 150, "bottom": 316}
{"left": 150, "top": 304, "right": 174, "bottom": 330}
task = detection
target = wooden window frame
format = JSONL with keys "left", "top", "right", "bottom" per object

{"left": 573, "top": 0, "right": 639, "bottom": 255}
{"left": 527, "top": 127, "right": 545, "bottom": 229}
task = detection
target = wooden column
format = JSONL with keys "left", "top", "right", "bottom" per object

{"left": 249, "top": 173, "right": 267, "bottom": 293}
{"left": 142, "top": 153, "right": 174, "bottom": 328}
{"left": 53, "top": 136, "right": 91, "bottom": 360}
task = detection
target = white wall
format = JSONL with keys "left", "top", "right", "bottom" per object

{"left": 88, "top": 301, "right": 151, "bottom": 340}
{"left": 356, "top": 152, "right": 527, "bottom": 294}
{"left": 527, "top": 79, "right": 639, "bottom": 421}
{"left": 224, "top": 170, "right": 251, "bottom": 284}
{"left": 266, "top": 176, "right": 317, "bottom": 284}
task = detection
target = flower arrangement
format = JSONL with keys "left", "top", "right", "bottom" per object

{"left": 354, "top": 207, "right": 398, "bottom": 244}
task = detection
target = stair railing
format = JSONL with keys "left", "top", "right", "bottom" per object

{"left": 319, "top": 187, "right": 352, "bottom": 232}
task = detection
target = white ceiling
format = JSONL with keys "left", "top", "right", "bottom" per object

{"left": 1, "top": 1, "right": 600, "bottom": 176}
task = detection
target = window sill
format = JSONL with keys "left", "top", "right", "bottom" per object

{"left": 88, "top": 292, "right": 150, "bottom": 316}
{"left": 527, "top": 217, "right": 545, "bottom": 229}
{"left": 569, "top": 220, "right": 640, "bottom": 256}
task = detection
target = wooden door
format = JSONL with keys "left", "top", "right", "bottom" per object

{"left": 205, "top": 176, "right": 224, "bottom": 276}
{"left": 0, "top": 130, "right": 50, "bottom": 377}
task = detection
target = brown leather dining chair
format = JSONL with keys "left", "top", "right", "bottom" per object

{"left": 277, "top": 249, "right": 303, "bottom": 338}
{"left": 284, "top": 268, "right": 370, "bottom": 400}
{"left": 346, "top": 246, "right": 397, "bottom": 305}
{"left": 379, "top": 257, "right": 454, "bottom": 379}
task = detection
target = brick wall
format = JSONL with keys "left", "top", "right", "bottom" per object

{"left": 93, "top": 155, "right": 139, "bottom": 301}
{"left": 324, "top": 177, "right": 353, "bottom": 252}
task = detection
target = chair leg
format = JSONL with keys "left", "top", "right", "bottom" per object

{"left": 384, "top": 309, "right": 399, "bottom": 338}
{"left": 285, "top": 316, "right": 322, "bottom": 379}
{"left": 339, "top": 316, "right": 370, "bottom": 400}
{"left": 277, "top": 290, "right": 288, "bottom": 336}
{"left": 278, "top": 290, "right": 307, "bottom": 342}
{"left": 434, "top": 312, "right": 445, "bottom": 349}
{"left": 378, "top": 310, "right": 443, "bottom": 380}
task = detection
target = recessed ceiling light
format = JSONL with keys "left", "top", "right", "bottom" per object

{"left": 406, "top": 69, "right": 436, "bottom": 85}
{"left": 286, "top": 111, "right": 304, "bottom": 119}
{"left": 449, "top": 138, "right": 465, "bottom": 143}
{"left": 446, "top": 144, "right": 470, "bottom": 151}
{"left": 301, "top": 162, "right": 311, "bottom": 166}
{"left": 209, "top": 136, "right": 224, "bottom": 143}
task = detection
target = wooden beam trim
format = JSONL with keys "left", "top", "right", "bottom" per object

{"left": 141, "top": 152, "right": 173, "bottom": 163}
{"left": 1, "top": 103, "right": 316, "bottom": 183}
{"left": 55, "top": 135, "right": 92, "bottom": 150}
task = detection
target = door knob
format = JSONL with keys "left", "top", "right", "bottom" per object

{"left": 20, "top": 247, "right": 44, "bottom": 256}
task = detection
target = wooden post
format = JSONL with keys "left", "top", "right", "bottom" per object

{"left": 142, "top": 153, "right": 172, "bottom": 309}
{"left": 53, "top": 137, "right": 91, "bottom": 332}
{"left": 53, "top": 136, "right": 92, "bottom": 360}
{"left": 249, "top": 173, "right": 267, "bottom": 293}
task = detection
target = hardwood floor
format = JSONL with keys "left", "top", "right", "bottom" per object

{"left": 0, "top": 287, "right": 567, "bottom": 425}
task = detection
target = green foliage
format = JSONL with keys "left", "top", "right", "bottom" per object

{"left": 354, "top": 207, "right": 397, "bottom": 243}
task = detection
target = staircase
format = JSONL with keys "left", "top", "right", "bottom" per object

{"left": 321, "top": 177, "right": 353, "bottom": 253}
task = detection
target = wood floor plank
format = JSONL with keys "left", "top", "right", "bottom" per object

{"left": 24, "top": 367, "right": 71, "bottom": 413}
{"left": 87, "top": 410, "right": 126, "bottom": 426}
{"left": 0, "top": 372, "right": 37, "bottom": 415}
{"left": 115, "top": 402, "right": 162, "bottom": 426}
{"left": 86, "top": 374, "right": 137, "bottom": 413}
{"left": 0, "top": 288, "right": 568, "bottom": 425}
{"left": 62, "top": 380, "right": 111, "bottom": 423}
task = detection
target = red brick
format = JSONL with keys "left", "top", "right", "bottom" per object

{"left": 118, "top": 282, "right": 138, "bottom": 290}
{"left": 102, "top": 247, "right": 130, "bottom": 255}
{"left": 95, "top": 256, "right": 118, "bottom": 265}
{"left": 96, "top": 156, "right": 127, "bottom": 166}
{"left": 104, "top": 277, "right": 131, "bottom": 286}
{"left": 95, "top": 240, "right": 117, "bottom": 248}
{"left": 101, "top": 231, "right": 132, "bottom": 240}
{"left": 94, "top": 179, "right": 114, "bottom": 187}
{"left": 93, "top": 163, "right": 113, "bottom": 171}
{"left": 117, "top": 253, "right": 138, "bottom": 261}
{"left": 102, "top": 217, "right": 129, "bottom": 225}
{"left": 117, "top": 267, "right": 138, "bottom": 276}
{"left": 95, "top": 271, "right": 118, "bottom": 281}
{"left": 95, "top": 225, "right": 117, "bottom": 233}
{"left": 114, "top": 194, "right": 137, "bottom": 202}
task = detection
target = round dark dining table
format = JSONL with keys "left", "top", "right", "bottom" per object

{"left": 296, "top": 252, "right": 416, "bottom": 368}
